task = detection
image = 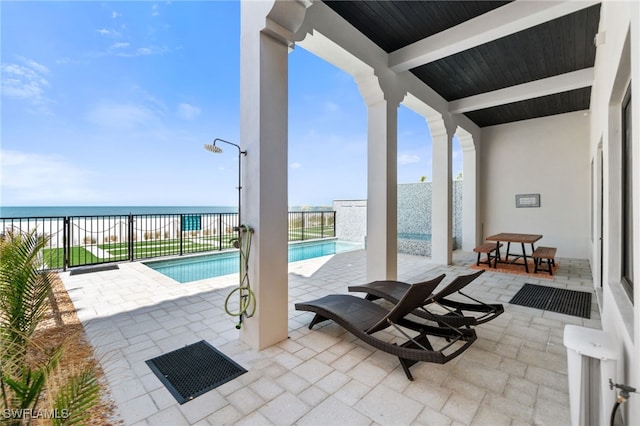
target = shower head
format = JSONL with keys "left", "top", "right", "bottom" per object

{"left": 204, "top": 143, "right": 223, "bottom": 154}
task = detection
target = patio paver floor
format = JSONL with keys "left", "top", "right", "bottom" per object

{"left": 59, "top": 250, "right": 599, "bottom": 425}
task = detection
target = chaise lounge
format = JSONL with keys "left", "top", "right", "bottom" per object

{"left": 295, "top": 274, "right": 477, "bottom": 380}
{"left": 348, "top": 270, "right": 504, "bottom": 328}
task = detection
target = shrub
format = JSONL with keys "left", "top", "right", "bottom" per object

{"left": 0, "top": 230, "right": 101, "bottom": 424}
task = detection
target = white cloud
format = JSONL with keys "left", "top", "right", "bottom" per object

{"left": 1, "top": 57, "right": 52, "bottom": 114}
{"left": 111, "top": 42, "right": 130, "bottom": 49}
{"left": 96, "top": 28, "right": 121, "bottom": 38}
{"left": 290, "top": 162, "right": 302, "bottom": 169}
{"left": 105, "top": 45, "right": 167, "bottom": 58}
{"left": 398, "top": 154, "right": 420, "bottom": 165}
{"left": 324, "top": 101, "right": 339, "bottom": 112}
{"left": 85, "top": 102, "right": 160, "bottom": 130}
{"left": 111, "top": 11, "right": 121, "bottom": 19}
{"left": 0, "top": 150, "right": 99, "bottom": 204}
{"left": 95, "top": 16, "right": 167, "bottom": 58}
{"left": 132, "top": 85, "right": 168, "bottom": 112}
{"left": 152, "top": 4, "right": 160, "bottom": 16}
{"left": 177, "top": 103, "right": 201, "bottom": 121}
{"left": 21, "top": 58, "right": 49, "bottom": 75}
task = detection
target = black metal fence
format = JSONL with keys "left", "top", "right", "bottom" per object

{"left": 288, "top": 211, "right": 336, "bottom": 241}
{"left": 1, "top": 211, "right": 335, "bottom": 271}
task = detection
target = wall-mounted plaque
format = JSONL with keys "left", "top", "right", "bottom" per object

{"left": 516, "top": 194, "right": 540, "bottom": 208}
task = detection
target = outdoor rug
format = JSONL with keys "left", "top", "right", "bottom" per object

{"left": 470, "top": 259, "right": 558, "bottom": 279}
{"left": 146, "top": 340, "right": 247, "bottom": 404}
{"left": 509, "top": 283, "right": 592, "bottom": 319}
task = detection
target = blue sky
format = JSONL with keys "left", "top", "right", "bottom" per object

{"left": 1, "top": 1, "right": 461, "bottom": 208}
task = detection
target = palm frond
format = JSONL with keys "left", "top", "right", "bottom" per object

{"left": 0, "top": 229, "right": 53, "bottom": 353}
{"left": 0, "top": 230, "right": 102, "bottom": 423}
{"left": 0, "top": 344, "right": 62, "bottom": 415}
{"left": 51, "top": 369, "right": 101, "bottom": 426}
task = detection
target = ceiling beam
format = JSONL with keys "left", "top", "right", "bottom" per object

{"left": 388, "top": 0, "right": 600, "bottom": 72}
{"left": 448, "top": 68, "right": 594, "bottom": 114}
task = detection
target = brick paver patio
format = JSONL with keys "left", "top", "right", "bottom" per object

{"left": 60, "top": 249, "right": 598, "bottom": 425}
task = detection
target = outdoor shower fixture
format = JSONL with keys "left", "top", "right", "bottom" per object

{"left": 203, "top": 139, "right": 254, "bottom": 329}
{"left": 203, "top": 138, "right": 247, "bottom": 230}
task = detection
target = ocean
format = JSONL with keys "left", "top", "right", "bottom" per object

{"left": 0, "top": 205, "right": 333, "bottom": 218}
{"left": 0, "top": 206, "right": 237, "bottom": 218}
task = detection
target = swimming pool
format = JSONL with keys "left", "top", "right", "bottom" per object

{"left": 144, "top": 239, "right": 363, "bottom": 283}
{"left": 397, "top": 232, "right": 431, "bottom": 241}
{"left": 398, "top": 232, "right": 432, "bottom": 256}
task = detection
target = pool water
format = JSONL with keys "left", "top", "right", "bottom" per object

{"left": 398, "top": 232, "right": 431, "bottom": 241}
{"left": 145, "top": 239, "right": 362, "bottom": 283}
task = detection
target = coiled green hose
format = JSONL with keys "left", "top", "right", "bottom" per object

{"left": 224, "top": 225, "right": 255, "bottom": 329}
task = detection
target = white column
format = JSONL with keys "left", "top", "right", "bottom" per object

{"left": 458, "top": 131, "right": 478, "bottom": 250}
{"left": 239, "top": 1, "right": 305, "bottom": 350}
{"left": 356, "top": 73, "right": 401, "bottom": 281}
{"left": 430, "top": 116, "right": 455, "bottom": 264}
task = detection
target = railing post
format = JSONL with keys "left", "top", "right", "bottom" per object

{"left": 128, "top": 214, "right": 134, "bottom": 261}
{"left": 301, "top": 212, "right": 305, "bottom": 241}
{"left": 178, "top": 214, "right": 184, "bottom": 256}
{"left": 321, "top": 212, "right": 324, "bottom": 239}
{"left": 218, "top": 214, "right": 223, "bottom": 251}
{"left": 63, "top": 217, "right": 70, "bottom": 271}
{"left": 333, "top": 211, "right": 336, "bottom": 237}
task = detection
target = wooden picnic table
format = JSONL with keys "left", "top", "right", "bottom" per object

{"left": 485, "top": 233, "right": 543, "bottom": 273}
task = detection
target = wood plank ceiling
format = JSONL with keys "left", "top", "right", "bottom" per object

{"left": 323, "top": 0, "right": 601, "bottom": 127}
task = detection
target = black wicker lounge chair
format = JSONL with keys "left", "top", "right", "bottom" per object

{"left": 295, "top": 274, "right": 477, "bottom": 380}
{"left": 348, "top": 270, "right": 504, "bottom": 328}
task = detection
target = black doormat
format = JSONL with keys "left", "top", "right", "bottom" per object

{"left": 509, "top": 283, "right": 592, "bottom": 319}
{"left": 69, "top": 264, "right": 119, "bottom": 275}
{"left": 146, "top": 340, "right": 247, "bottom": 404}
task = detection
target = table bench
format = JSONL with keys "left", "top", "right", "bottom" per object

{"left": 474, "top": 242, "right": 503, "bottom": 268}
{"left": 532, "top": 246, "right": 557, "bottom": 276}
{"left": 486, "top": 233, "right": 543, "bottom": 273}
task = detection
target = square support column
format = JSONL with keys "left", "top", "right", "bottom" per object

{"left": 431, "top": 126, "right": 453, "bottom": 265}
{"left": 366, "top": 99, "right": 398, "bottom": 281}
{"left": 459, "top": 132, "right": 479, "bottom": 251}
{"left": 240, "top": 5, "right": 290, "bottom": 350}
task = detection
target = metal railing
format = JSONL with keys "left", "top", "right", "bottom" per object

{"left": 1, "top": 210, "right": 335, "bottom": 271}
{"left": 288, "top": 211, "right": 336, "bottom": 241}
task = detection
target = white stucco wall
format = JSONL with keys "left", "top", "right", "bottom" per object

{"left": 333, "top": 199, "right": 367, "bottom": 243}
{"left": 479, "top": 111, "right": 590, "bottom": 259}
{"left": 588, "top": 1, "right": 639, "bottom": 424}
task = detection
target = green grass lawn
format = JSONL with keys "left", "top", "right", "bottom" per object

{"left": 44, "top": 247, "right": 101, "bottom": 268}
{"left": 289, "top": 225, "right": 335, "bottom": 240}
{"left": 98, "top": 238, "right": 235, "bottom": 259}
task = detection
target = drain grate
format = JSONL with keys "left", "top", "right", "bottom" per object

{"left": 146, "top": 340, "right": 247, "bottom": 404}
{"left": 510, "top": 283, "right": 592, "bottom": 319}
